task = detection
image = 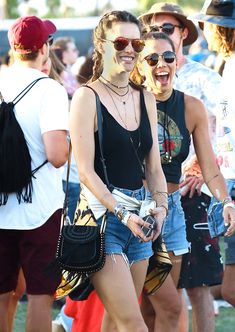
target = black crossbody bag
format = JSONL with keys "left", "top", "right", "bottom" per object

{"left": 54, "top": 86, "right": 110, "bottom": 301}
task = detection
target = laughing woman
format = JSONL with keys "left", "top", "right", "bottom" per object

{"left": 69, "top": 12, "right": 168, "bottom": 332}
{"left": 131, "top": 31, "right": 235, "bottom": 332}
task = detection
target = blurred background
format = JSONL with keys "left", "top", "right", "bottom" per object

{"left": 0, "top": 0, "right": 205, "bottom": 57}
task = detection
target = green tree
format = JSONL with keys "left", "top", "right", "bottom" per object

{"left": 138, "top": 0, "right": 204, "bottom": 12}
{"left": 46, "top": 0, "right": 61, "bottom": 17}
{"left": 4, "top": 0, "right": 19, "bottom": 18}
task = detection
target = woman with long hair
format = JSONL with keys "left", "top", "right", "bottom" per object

{"left": 131, "top": 31, "right": 235, "bottom": 332}
{"left": 69, "top": 11, "right": 167, "bottom": 332}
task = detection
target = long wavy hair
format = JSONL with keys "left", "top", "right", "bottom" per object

{"left": 90, "top": 10, "right": 141, "bottom": 82}
{"left": 208, "top": 23, "right": 235, "bottom": 58}
{"left": 130, "top": 32, "right": 175, "bottom": 86}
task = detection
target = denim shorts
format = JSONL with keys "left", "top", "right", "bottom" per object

{"left": 161, "top": 190, "right": 189, "bottom": 255}
{"left": 97, "top": 186, "right": 153, "bottom": 265}
{"left": 210, "top": 179, "right": 235, "bottom": 264}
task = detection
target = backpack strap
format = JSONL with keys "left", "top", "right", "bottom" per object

{"left": 13, "top": 77, "right": 49, "bottom": 105}
{"left": 12, "top": 77, "right": 50, "bottom": 175}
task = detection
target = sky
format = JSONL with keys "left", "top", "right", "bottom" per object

{"left": 19, "top": 0, "right": 138, "bottom": 16}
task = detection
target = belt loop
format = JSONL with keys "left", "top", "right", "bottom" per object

{"left": 168, "top": 192, "right": 174, "bottom": 205}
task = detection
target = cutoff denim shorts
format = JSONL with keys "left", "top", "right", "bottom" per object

{"left": 97, "top": 186, "right": 153, "bottom": 265}
{"left": 161, "top": 189, "right": 189, "bottom": 255}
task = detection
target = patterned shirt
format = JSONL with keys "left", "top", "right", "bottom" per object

{"left": 174, "top": 58, "right": 221, "bottom": 151}
{"left": 216, "top": 56, "right": 235, "bottom": 179}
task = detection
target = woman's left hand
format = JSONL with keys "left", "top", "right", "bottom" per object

{"left": 149, "top": 207, "right": 167, "bottom": 241}
{"left": 223, "top": 205, "right": 235, "bottom": 236}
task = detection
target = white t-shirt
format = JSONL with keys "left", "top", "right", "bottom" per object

{"left": 216, "top": 56, "right": 235, "bottom": 179}
{"left": 0, "top": 64, "right": 69, "bottom": 229}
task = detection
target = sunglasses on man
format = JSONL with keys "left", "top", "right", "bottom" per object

{"left": 142, "top": 23, "right": 183, "bottom": 36}
{"left": 100, "top": 36, "right": 145, "bottom": 53}
{"left": 143, "top": 51, "right": 176, "bottom": 66}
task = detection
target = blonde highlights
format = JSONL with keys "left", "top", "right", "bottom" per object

{"left": 209, "top": 23, "right": 235, "bottom": 57}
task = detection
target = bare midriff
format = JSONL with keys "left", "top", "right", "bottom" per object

{"left": 167, "top": 182, "right": 179, "bottom": 194}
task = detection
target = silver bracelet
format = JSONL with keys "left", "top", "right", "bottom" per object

{"left": 114, "top": 203, "right": 131, "bottom": 226}
{"left": 121, "top": 210, "right": 132, "bottom": 226}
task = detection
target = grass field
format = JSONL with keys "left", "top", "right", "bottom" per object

{"left": 14, "top": 301, "right": 234, "bottom": 332}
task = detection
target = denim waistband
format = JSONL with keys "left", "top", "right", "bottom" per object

{"left": 111, "top": 186, "right": 148, "bottom": 200}
{"left": 168, "top": 189, "right": 181, "bottom": 205}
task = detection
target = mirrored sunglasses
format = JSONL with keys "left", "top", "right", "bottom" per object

{"left": 102, "top": 37, "right": 145, "bottom": 53}
{"left": 143, "top": 23, "right": 183, "bottom": 36}
{"left": 144, "top": 51, "right": 176, "bottom": 66}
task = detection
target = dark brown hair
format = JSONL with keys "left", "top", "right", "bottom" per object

{"left": 130, "top": 32, "right": 175, "bottom": 86}
{"left": 90, "top": 10, "right": 141, "bottom": 82}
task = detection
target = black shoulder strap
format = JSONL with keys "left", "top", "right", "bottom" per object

{"left": 83, "top": 85, "right": 111, "bottom": 189}
{"left": 62, "top": 85, "right": 110, "bottom": 223}
{"left": 13, "top": 77, "right": 49, "bottom": 105}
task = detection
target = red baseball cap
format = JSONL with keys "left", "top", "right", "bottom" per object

{"left": 8, "top": 15, "right": 56, "bottom": 54}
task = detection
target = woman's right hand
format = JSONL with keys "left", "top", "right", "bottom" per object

{"left": 126, "top": 213, "right": 154, "bottom": 242}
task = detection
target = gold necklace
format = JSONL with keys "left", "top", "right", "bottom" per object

{"left": 99, "top": 79, "right": 130, "bottom": 105}
{"left": 100, "top": 75, "right": 129, "bottom": 89}
{"left": 98, "top": 78, "right": 129, "bottom": 97}
{"left": 103, "top": 83, "right": 141, "bottom": 152}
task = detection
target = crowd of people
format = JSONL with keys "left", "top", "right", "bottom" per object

{"left": 0, "top": 1, "right": 235, "bottom": 332}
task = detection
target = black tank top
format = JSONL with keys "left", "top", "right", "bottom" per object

{"left": 157, "top": 90, "right": 190, "bottom": 184}
{"left": 94, "top": 90, "right": 153, "bottom": 190}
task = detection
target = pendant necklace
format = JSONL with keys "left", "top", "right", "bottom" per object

{"left": 100, "top": 75, "right": 129, "bottom": 89}
{"left": 98, "top": 78, "right": 129, "bottom": 98}
{"left": 103, "top": 83, "right": 143, "bottom": 174}
{"left": 161, "top": 99, "right": 172, "bottom": 163}
{"left": 99, "top": 79, "right": 130, "bottom": 104}
{"left": 103, "top": 83, "right": 141, "bottom": 149}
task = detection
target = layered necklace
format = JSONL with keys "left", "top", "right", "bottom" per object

{"left": 99, "top": 76, "right": 129, "bottom": 99}
{"left": 100, "top": 80, "right": 143, "bottom": 174}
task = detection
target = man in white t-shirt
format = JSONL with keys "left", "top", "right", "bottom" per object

{"left": 191, "top": 0, "right": 235, "bottom": 309}
{"left": 0, "top": 16, "right": 69, "bottom": 331}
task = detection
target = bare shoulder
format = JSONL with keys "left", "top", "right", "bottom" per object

{"left": 184, "top": 93, "right": 207, "bottom": 122}
{"left": 71, "top": 84, "right": 97, "bottom": 116}
{"left": 142, "top": 89, "right": 156, "bottom": 115}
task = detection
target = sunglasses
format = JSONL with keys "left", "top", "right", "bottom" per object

{"left": 143, "top": 23, "right": 183, "bottom": 36}
{"left": 101, "top": 37, "right": 145, "bottom": 53}
{"left": 144, "top": 51, "right": 176, "bottom": 66}
{"left": 47, "top": 35, "right": 54, "bottom": 46}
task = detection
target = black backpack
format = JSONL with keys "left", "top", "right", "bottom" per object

{"left": 0, "top": 77, "right": 48, "bottom": 206}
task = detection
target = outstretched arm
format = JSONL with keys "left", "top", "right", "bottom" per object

{"left": 188, "top": 95, "right": 235, "bottom": 236}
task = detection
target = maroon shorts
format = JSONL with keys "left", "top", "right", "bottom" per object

{"left": 0, "top": 209, "right": 61, "bottom": 295}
